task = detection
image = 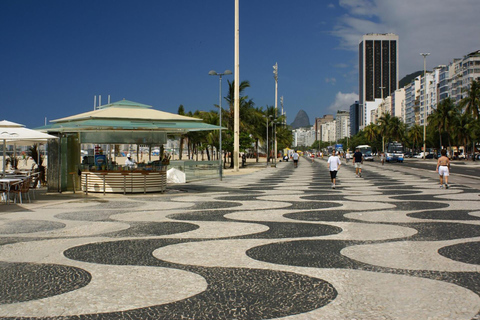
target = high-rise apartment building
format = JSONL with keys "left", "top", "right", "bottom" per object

{"left": 335, "top": 110, "right": 350, "bottom": 141}
{"left": 314, "top": 114, "right": 334, "bottom": 141}
{"left": 349, "top": 101, "right": 361, "bottom": 136}
{"left": 359, "top": 33, "right": 399, "bottom": 127}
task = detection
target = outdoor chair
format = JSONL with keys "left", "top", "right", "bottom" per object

{"left": 0, "top": 184, "right": 7, "bottom": 203}
{"left": 10, "top": 177, "right": 31, "bottom": 204}
{"left": 29, "top": 172, "right": 41, "bottom": 199}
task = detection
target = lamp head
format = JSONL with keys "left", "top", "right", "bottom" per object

{"left": 224, "top": 70, "right": 232, "bottom": 75}
{"left": 208, "top": 70, "right": 218, "bottom": 76}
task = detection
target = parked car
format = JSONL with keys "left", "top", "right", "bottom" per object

{"left": 364, "top": 151, "right": 374, "bottom": 161}
{"left": 425, "top": 154, "right": 434, "bottom": 159}
{"left": 414, "top": 152, "right": 427, "bottom": 158}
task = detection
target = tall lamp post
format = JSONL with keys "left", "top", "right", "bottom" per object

{"left": 273, "top": 62, "right": 278, "bottom": 167}
{"left": 420, "top": 53, "right": 430, "bottom": 160}
{"left": 273, "top": 119, "right": 278, "bottom": 167}
{"left": 263, "top": 115, "right": 270, "bottom": 167}
{"left": 379, "top": 86, "right": 386, "bottom": 153}
{"left": 209, "top": 69, "right": 232, "bottom": 181}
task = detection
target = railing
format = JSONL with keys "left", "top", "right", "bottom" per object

{"left": 169, "top": 160, "right": 219, "bottom": 182}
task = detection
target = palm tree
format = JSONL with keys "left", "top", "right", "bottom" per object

{"left": 388, "top": 116, "right": 406, "bottom": 143}
{"left": 408, "top": 124, "right": 423, "bottom": 153}
{"left": 377, "top": 112, "right": 392, "bottom": 152}
{"left": 363, "top": 123, "right": 379, "bottom": 151}
{"left": 249, "top": 106, "right": 267, "bottom": 162}
{"left": 460, "top": 79, "right": 480, "bottom": 158}
{"left": 452, "top": 112, "right": 473, "bottom": 156}
{"left": 224, "top": 79, "right": 251, "bottom": 167}
{"left": 428, "top": 98, "right": 458, "bottom": 151}
{"left": 460, "top": 79, "right": 480, "bottom": 119}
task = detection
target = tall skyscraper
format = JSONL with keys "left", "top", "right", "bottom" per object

{"left": 359, "top": 33, "right": 399, "bottom": 128}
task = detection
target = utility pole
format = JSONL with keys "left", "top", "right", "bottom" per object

{"left": 234, "top": 0, "right": 240, "bottom": 171}
{"left": 273, "top": 62, "right": 278, "bottom": 167}
{"left": 421, "top": 53, "right": 430, "bottom": 160}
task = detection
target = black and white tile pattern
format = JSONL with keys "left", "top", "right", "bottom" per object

{"left": 0, "top": 158, "right": 480, "bottom": 319}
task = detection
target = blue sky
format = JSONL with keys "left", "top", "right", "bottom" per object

{"left": 1, "top": 0, "right": 479, "bottom": 128}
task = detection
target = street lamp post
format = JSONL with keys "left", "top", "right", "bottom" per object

{"left": 263, "top": 115, "right": 269, "bottom": 167}
{"left": 209, "top": 69, "right": 232, "bottom": 181}
{"left": 273, "top": 63, "right": 278, "bottom": 167}
{"left": 273, "top": 120, "right": 278, "bottom": 167}
{"left": 271, "top": 117, "right": 275, "bottom": 166}
{"left": 379, "top": 86, "right": 386, "bottom": 153}
{"left": 420, "top": 53, "right": 430, "bottom": 160}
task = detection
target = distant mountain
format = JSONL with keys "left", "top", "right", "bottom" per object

{"left": 290, "top": 110, "right": 310, "bottom": 129}
{"left": 399, "top": 71, "right": 423, "bottom": 88}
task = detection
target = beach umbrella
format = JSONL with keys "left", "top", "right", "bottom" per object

{"left": 0, "top": 120, "right": 58, "bottom": 176}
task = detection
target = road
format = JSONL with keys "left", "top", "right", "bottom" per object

{"left": 364, "top": 157, "right": 480, "bottom": 190}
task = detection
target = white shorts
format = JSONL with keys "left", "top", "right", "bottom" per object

{"left": 438, "top": 166, "right": 449, "bottom": 177}
{"left": 354, "top": 163, "right": 362, "bottom": 169}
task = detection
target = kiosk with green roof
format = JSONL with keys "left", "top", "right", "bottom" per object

{"left": 40, "top": 99, "right": 221, "bottom": 193}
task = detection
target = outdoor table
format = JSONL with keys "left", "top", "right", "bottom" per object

{"left": 0, "top": 178, "right": 22, "bottom": 204}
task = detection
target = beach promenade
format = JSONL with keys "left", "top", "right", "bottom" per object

{"left": 1, "top": 157, "right": 480, "bottom": 319}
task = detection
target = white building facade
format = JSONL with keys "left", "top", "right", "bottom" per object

{"left": 292, "top": 127, "right": 316, "bottom": 147}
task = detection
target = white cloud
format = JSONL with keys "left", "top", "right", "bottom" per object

{"left": 332, "top": 0, "right": 480, "bottom": 77}
{"left": 328, "top": 92, "right": 358, "bottom": 112}
{"left": 325, "top": 77, "right": 337, "bottom": 85}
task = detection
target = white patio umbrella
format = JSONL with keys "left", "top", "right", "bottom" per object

{"left": 0, "top": 120, "right": 58, "bottom": 177}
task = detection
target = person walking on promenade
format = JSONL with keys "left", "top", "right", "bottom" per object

{"left": 292, "top": 150, "right": 299, "bottom": 168}
{"left": 380, "top": 152, "right": 385, "bottom": 165}
{"left": 436, "top": 149, "right": 451, "bottom": 189}
{"left": 353, "top": 148, "right": 364, "bottom": 177}
{"left": 328, "top": 151, "right": 341, "bottom": 189}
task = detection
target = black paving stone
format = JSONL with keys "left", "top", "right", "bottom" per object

{"left": 167, "top": 210, "right": 237, "bottom": 221}
{"left": 60, "top": 239, "right": 337, "bottom": 320}
{"left": 408, "top": 210, "right": 480, "bottom": 221}
{"left": 404, "top": 222, "right": 480, "bottom": 241}
{"left": 285, "top": 210, "right": 357, "bottom": 222}
{"left": 439, "top": 242, "right": 480, "bottom": 265}
{"left": 0, "top": 262, "right": 91, "bottom": 304}
{"left": 187, "top": 201, "right": 243, "bottom": 210}
{"left": 392, "top": 201, "right": 450, "bottom": 211}
{"left": 103, "top": 221, "right": 199, "bottom": 237}
{"left": 286, "top": 201, "right": 343, "bottom": 210}
{"left": 234, "top": 222, "right": 342, "bottom": 239}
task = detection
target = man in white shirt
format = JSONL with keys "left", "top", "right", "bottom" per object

{"left": 292, "top": 151, "right": 299, "bottom": 168}
{"left": 327, "top": 151, "right": 341, "bottom": 189}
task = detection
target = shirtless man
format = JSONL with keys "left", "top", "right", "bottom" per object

{"left": 436, "top": 149, "right": 451, "bottom": 189}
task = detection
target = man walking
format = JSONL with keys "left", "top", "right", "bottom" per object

{"left": 436, "top": 149, "right": 451, "bottom": 189}
{"left": 292, "top": 150, "right": 299, "bottom": 168}
{"left": 353, "top": 148, "right": 363, "bottom": 177}
{"left": 328, "top": 151, "right": 341, "bottom": 189}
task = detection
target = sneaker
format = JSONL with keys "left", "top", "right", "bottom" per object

{"left": 440, "top": 185, "right": 444, "bottom": 189}
{"left": 333, "top": 184, "right": 336, "bottom": 189}
{"left": 445, "top": 184, "right": 449, "bottom": 189}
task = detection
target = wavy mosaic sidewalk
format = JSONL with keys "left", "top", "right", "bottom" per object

{"left": 1, "top": 158, "right": 480, "bottom": 319}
